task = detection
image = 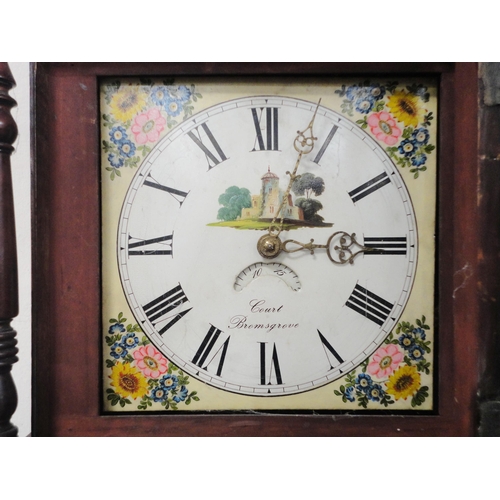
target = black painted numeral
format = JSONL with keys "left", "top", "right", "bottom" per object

{"left": 345, "top": 284, "right": 393, "bottom": 326}
{"left": 143, "top": 284, "right": 192, "bottom": 335}
{"left": 348, "top": 172, "right": 391, "bottom": 203}
{"left": 313, "top": 124, "right": 339, "bottom": 165}
{"left": 251, "top": 107, "right": 279, "bottom": 151}
{"left": 128, "top": 233, "right": 173, "bottom": 256}
{"left": 192, "top": 325, "right": 230, "bottom": 377}
{"left": 259, "top": 342, "right": 283, "bottom": 385}
{"left": 317, "top": 329, "right": 344, "bottom": 369}
{"left": 143, "top": 174, "right": 189, "bottom": 206}
{"left": 364, "top": 236, "right": 407, "bottom": 255}
{"left": 187, "top": 122, "right": 228, "bottom": 169}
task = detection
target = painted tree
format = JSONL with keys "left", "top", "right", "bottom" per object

{"left": 217, "top": 186, "right": 252, "bottom": 221}
{"left": 292, "top": 173, "right": 325, "bottom": 198}
{"left": 292, "top": 173, "right": 325, "bottom": 222}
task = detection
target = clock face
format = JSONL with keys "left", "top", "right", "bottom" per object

{"left": 116, "top": 96, "right": 417, "bottom": 397}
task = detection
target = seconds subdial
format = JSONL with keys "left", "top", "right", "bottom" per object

{"left": 233, "top": 262, "right": 301, "bottom": 292}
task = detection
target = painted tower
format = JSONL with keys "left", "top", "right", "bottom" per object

{"left": 240, "top": 167, "right": 303, "bottom": 221}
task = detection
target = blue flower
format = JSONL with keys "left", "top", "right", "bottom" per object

{"left": 160, "top": 374, "right": 178, "bottom": 392}
{"left": 399, "top": 333, "right": 415, "bottom": 350}
{"left": 345, "top": 84, "right": 385, "bottom": 106}
{"left": 411, "top": 152, "right": 427, "bottom": 167}
{"left": 164, "top": 97, "right": 182, "bottom": 117}
{"left": 345, "top": 85, "right": 364, "bottom": 101}
{"left": 109, "top": 126, "right": 128, "bottom": 145}
{"left": 150, "top": 86, "right": 170, "bottom": 107}
{"left": 412, "top": 128, "right": 430, "bottom": 145}
{"left": 344, "top": 385, "right": 355, "bottom": 402}
{"left": 167, "top": 85, "right": 192, "bottom": 104}
{"left": 368, "top": 85, "right": 386, "bottom": 101}
{"left": 110, "top": 342, "right": 127, "bottom": 359}
{"left": 108, "top": 152, "right": 124, "bottom": 168}
{"left": 151, "top": 387, "right": 168, "bottom": 402}
{"left": 408, "top": 344, "right": 426, "bottom": 361}
{"left": 355, "top": 373, "right": 373, "bottom": 393}
{"left": 367, "top": 384, "right": 385, "bottom": 402}
{"left": 173, "top": 385, "right": 189, "bottom": 403}
{"left": 398, "top": 139, "right": 418, "bottom": 157}
{"left": 157, "top": 85, "right": 192, "bottom": 117}
{"left": 121, "top": 332, "right": 139, "bottom": 349}
{"left": 413, "top": 327, "right": 426, "bottom": 340}
{"left": 118, "top": 140, "right": 136, "bottom": 158}
{"left": 355, "top": 95, "right": 375, "bottom": 114}
{"left": 109, "top": 322, "right": 125, "bottom": 335}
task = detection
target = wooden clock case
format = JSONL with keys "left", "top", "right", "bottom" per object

{"left": 31, "top": 62, "right": 484, "bottom": 436}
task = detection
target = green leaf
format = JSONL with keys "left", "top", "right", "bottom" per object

{"left": 108, "top": 395, "right": 119, "bottom": 406}
{"left": 402, "top": 127, "right": 414, "bottom": 139}
{"left": 335, "top": 85, "right": 347, "bottom": 98}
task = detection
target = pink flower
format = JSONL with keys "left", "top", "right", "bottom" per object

{"left": 133, "top": 345, "right": 168, "bottom": 379}
{"left": 131, "top": 108, "right": 166, "bottom": 144}
{"left": 367, "top": 111, "right": 402, "bottom": 146}
{"left": 367, "top": 344, "right": 403, "bottom": 379}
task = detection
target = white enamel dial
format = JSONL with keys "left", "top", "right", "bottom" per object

{"left": 117, "top": 96, "right": 417, "bottom": 396}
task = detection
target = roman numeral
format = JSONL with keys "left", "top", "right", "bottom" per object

{"left": 317, "top": 329, "right": 344, "bottom": 370}
{"left": 259, "top": 342, "right": 283, "bottom": 386}
{"left": 251, "top": 106, "right": 279, "bottom": 151}
{"left": 192, "top": 325, "right": 230, "bottom": 377}
{"left": 345, "top": 284, "right": 393, "bottom": 326}
{"left": 143, "top": 174, "right": 189, "bottom": 206}
{"left": 364, "top": 236, "right": 407, "bottom": 255}
{"left": 128, "top": 233, "right": 173, "bottom": 256}
{"left": 187, "top": 122, "right": 228, "bottom": 170}
{"left": 143, "top": 284, "right": 192, "bottom": 335}
{"left": 313, "top": 124, "right": 339, "bottom": 164}
{"left": 348, "top": 172, "right": 391, "bottom": 203}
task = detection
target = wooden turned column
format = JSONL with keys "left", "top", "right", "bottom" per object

{"left": 0, "top": 62, "right": 19, "bottom": 437}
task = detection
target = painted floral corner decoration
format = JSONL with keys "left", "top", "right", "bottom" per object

{"left": 105, "top": 312, "right": 200, "bottom": 410}
{"left": 102, "top": 80, "right": 203, "bottom": 180}
{"left": 334, "top": 316, "right": 432, "bottom": 408}
{"left": 336, "top": 82, "right": 435, "bottom": 178}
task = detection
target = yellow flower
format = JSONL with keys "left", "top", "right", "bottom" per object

{"left": 386, "top": 365, "right": 421, "bottom": 400}
{"left": 110, "top": 86, "right": 147, "bottom": 122}
{"left": 110, "top": 362, "right": 148, "bottom": 399}
{"left": 387, "top": 91, "right": 424, "bottom": 128}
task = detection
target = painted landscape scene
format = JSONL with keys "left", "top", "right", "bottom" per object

{"left": 208, "top": 167, "right": 333, "bottom": 230}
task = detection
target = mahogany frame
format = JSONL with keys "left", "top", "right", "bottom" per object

{"left": 31, "top": 62, "right": 480, "bottom": 436}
